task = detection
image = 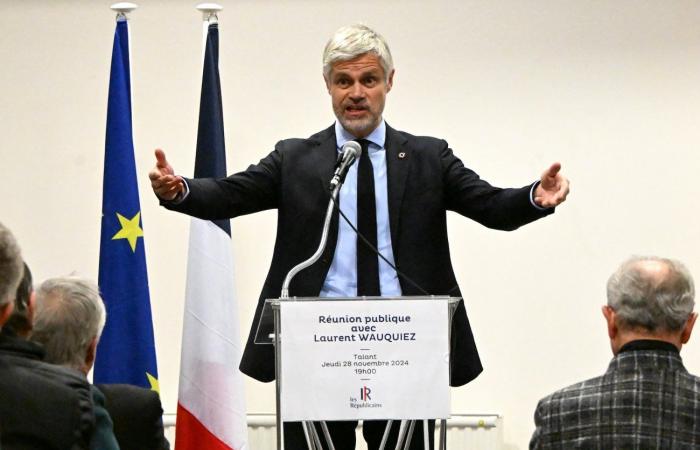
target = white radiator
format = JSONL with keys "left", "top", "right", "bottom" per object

{"left": 163, "top": 413, "right": 504, "bottom": 449}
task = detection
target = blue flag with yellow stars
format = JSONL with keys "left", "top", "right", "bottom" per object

{"left": 95, "top": 17, "right": 159, "bottom": 392}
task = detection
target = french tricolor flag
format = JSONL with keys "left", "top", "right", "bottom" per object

{"left": 175, "top": 21, "right": 248, "bottom": 450}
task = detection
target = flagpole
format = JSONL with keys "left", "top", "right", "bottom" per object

{"left": 110, "top": 2, "right": 137, "bottom": 79}
{"left": 197, "top": 3, "right": 222, "bottom": 61}
{"left": 110, "top": 2, "right": 137, "bottom": 21}
{"left": 110, "top": 2, "right": 137, "bottom": 154}
{"left": 197, "top": 3, "right": 222, "bottom": 24}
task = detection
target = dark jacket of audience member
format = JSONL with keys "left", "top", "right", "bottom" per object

{"left": 0, "top": 328, "right": 95, "bottom": 449}
{"left": 97, "top": 383, "right": 170, "bottom": 450}
{"left": 0, "top": 241, "right": 95, "bottom": 450}
{"left": 90, "top": 385, "right": 120, "bottom": 450}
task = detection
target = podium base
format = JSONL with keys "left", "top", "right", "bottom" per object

{"left": 289, "top": 419, "right": 445, "bottom": 450}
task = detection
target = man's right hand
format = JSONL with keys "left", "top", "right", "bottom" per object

{"left": 149, "top": 149, "right": 184, "bottom": 201}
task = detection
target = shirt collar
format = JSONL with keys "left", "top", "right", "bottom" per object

{"left": 335, "top": 119, "right": 386, "bottom": 151}
{"left": 618, "top": 339, "right": 679, "bottom": 354}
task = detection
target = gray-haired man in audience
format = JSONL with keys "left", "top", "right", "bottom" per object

{"left": 31, "top": 277, "right": 120, "bottom": 450}
{"left": 32, "top": 277, "right": 169, "bottom": 450}
{"left": 530, "top": 256, "right": 699, "bottom": 449}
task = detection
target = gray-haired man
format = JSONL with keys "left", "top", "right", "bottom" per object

{"left": 31, "top": 277, "right": 170, "bottom": 450}
{"left": 31, "top": 277, "right": 120, "bottom": 450}
{"left": 530, "top": 256, "right": 700, "bottom": 449}
{"left": 150, "top": 24, "right": 570, "bottom": 449}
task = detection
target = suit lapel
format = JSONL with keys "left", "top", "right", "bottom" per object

{"left": 312, "top": 125, "right": 339, "bottom": 192}
{"left": 385, "top": 125, "right": 410, "bottom": 257}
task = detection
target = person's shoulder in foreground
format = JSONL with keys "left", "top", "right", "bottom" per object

{"left": 96, "top": 383, "right": 170, "bottom": 450}
{"left": 0, "top": 222, "right": 94, "bottom": 450}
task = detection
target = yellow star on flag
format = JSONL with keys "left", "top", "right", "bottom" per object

{"left": 146, "top": 372, "right": 160, "bottom": 394}
{"left": 111, "top": 212, "right": 144, "bottom": 252}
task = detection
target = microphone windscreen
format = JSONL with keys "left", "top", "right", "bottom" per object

{"left": 342, "top": 140, "right": 362, "bottom": 160}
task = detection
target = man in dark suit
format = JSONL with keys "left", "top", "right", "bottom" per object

{"left": 0, "top": 223, "right": 95, "bottom": 450}
{"left": 151, "top": 24, "right": 569, "bottom": 449}
{"left": 530, "top": 256, "right": 699, "bottom": 449}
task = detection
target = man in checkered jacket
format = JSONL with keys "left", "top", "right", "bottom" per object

{"left": 530, "top": 256, "right": 699, "bottom": 449}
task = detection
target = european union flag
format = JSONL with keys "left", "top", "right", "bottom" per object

{"left": 95, "top": 17, "right": 159, "bottom": 391}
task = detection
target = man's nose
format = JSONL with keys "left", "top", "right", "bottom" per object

{"left": 349, "top": 83, "right": 365, "bottom": 100}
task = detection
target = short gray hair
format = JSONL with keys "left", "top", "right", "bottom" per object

{"left": 607, "top": 256, "right": 695, "bottom": 332}
{"left": 323, "top": 24, "right": 394, "bottom": 81}
{"left": 32, "top": 277, "right": 106, "bottom": 371}
{"left": 0, "top": 222, "right": 23, "bottom": 308}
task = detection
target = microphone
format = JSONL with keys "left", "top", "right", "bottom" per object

{"left": 329, "top": 140, "right": 362, "bottom": 190}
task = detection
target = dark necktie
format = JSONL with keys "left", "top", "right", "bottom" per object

{"left": 356, "top": 139, "right": 381, "bottom": 296}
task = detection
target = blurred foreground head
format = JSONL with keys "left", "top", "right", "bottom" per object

{"left": 4, "top": 263, "right": 34, "bottom": 337}
{"left": 0, "top": 222, "right": 23, "bottom": 326}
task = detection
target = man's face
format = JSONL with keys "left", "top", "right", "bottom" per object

{"left": 325, "top": 53, "right": 394, "bottom": 138}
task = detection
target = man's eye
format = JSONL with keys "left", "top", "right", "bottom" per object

{"left": 337, "top": 79, "right": 350, "bottom": 87}
{"left": 363, "top": 77, "right": 377, "bottom": 87}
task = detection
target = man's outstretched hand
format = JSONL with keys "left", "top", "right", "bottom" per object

{"left": 534, "top": 162, "right": 570, "bottom": 208}
{"left": 149, "top": 149, "right": 184, "bottom": 201}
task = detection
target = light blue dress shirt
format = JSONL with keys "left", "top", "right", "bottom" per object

{"left": 320, "top": 120, "right": 402, "bottom": 297}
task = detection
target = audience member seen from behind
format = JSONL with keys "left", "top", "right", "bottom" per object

{"left": 530, "top": 256, "right": 699, "bottom": 449}
{"left": 32, "top": 277, "right": 169, "bottom": 450}
{"left": 97, "top": 383, "right": 170, "bottom": 450}
{"left": 0, "top": 222, "right": 94, "bottom": 449}
{"left": 32, "top": 277, "right": 119, "bottom": 450}
{"left": 2, "top": 262, "right": 34, "bottom": 339}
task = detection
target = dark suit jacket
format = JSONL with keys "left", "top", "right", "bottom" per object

{"left": 0, "top": 332, "right": 94, "bottom": 450}
{"left": 530, "top": 340, "right": 700, "bottom": 449}
{"left": 89, "top": 385, "right": 119, "bottom": 450}
{"left": 166, "top": 124, "right": 552, "bottom": 386}
{"left": 96, "top": 383, "right": 169, "bottom": 450}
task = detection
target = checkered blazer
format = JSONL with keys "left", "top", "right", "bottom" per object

{"left": 530, "top": 343, "right": 700, "bottom": 449}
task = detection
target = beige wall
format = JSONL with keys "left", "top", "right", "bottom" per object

{"left": 2, "top": 1, "right": 699, "bottom": 448}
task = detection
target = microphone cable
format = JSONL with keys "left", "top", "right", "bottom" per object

{"left": 329, "top": 194, "right": 430, "bottom": 296}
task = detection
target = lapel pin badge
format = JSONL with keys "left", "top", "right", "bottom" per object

{"left": 398, "top": 152, "right": 406, "bottom": 159}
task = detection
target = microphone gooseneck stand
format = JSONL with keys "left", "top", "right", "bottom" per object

{"left": 280, "top": 180, "right": 342, "bottom": 299}
{"left": 277, "top": 176, "right": 343, "bottom": 450}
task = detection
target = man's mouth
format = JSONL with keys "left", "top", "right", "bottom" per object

{"left": 345, "top": 105, "right": 368, "bottom": 117}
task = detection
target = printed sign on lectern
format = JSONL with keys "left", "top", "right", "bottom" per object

{"left": 280, "top": 298, "right": 450, "bottom": 421}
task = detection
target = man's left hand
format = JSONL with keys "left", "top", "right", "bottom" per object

{"left": 534, "top": 162, "right": 570, "bottom": 208}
